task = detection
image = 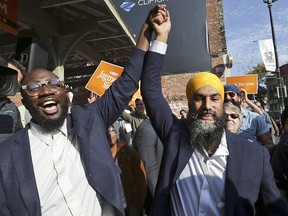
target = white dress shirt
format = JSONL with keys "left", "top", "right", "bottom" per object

{"left": 171, "top": 130, "right": 229, "bottom": 216}
{"left": 29, "top": 120, "right": 102, "bottom": 216}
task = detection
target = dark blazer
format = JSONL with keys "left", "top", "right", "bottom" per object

{"left": 141, "top": 51, "right": 288, "bottom": 216}
{"left": 271, "top": 132, "right": 288, "bottom": 204}
{"left": 0, "top": 48, "right": 145, "bottom": 216}
{"left": 133, "top": 118, "right": 163, "bottom": 196}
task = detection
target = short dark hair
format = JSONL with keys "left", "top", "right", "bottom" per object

{"left": 7, "top": 59, "right": 28, "bottom": 83}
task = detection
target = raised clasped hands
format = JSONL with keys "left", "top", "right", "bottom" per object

{"left": 148, "top": 4, "right": 171, "bottom": 43}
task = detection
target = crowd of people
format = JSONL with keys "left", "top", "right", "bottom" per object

{"left": 0, "top": 4, "right": 288, "bottom": 216}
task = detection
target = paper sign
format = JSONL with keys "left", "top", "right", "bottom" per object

{"left": 0, "top": 0, "right": 17, "bottom": 35}
{"left": 85, "top": 60, "right": 141, "bottom": 103}
{"left": 130, "top": 82, "right": 142, "bottom": 105}
{"left": 85, "top": 61, "right": 124, "bottom": 96}
{"left": 226, "top": 74, "right": 258, "bottom": 94}
{"left": 124, "top": 122, "right": 132, "bottom": 133}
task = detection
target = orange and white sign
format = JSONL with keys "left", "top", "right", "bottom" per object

{"left": 85, "top": 61, "right": 123, "bottom": 96}
{"left": 85, "top": 60, "right": 141, "bottom": 103}
{"left": 0, "top": 0, "right": 17, "bottom": 35}
{"left": 130, "top": 82, "right": 142, "bottom": 104}
{"left": 226, "top": 74, "right": 258, "bottom": 94}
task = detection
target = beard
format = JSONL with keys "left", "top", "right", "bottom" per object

{"left": 187, "top": 109, "right": 225, "bottom": 154}
{"left": 27, "top": 97, "right": 69, "bottom": 133}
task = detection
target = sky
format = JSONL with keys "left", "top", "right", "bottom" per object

{"left": 222, "top": 0, "right": 288, "bottom": 76}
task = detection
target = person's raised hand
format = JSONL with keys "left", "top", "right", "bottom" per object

{"left": 87, "top": 92, "right": 99, "bottom": 104}
{"left": 150, "top": 5, "right": 171, "bottom": 43}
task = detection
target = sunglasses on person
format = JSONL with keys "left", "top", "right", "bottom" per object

{"left": 224, "top": 92, "right": 237, "bottom": 98}
{"left": 21, "top": 79, "right": 64, "bottom": 96}
{"left": 226, "top": 113, "right": 239, "bottom": 119}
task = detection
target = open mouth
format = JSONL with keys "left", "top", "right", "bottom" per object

{"left": 40, "top": 100, "right": 59, "bottom": 115}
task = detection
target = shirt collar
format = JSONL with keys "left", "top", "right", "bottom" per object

{"left": 211, "top": 130, "right": 229, "bottom": 157}
{"left": 200, "top": 129, "right": 229, "bottom": 158}
{"left": 29, "top": 119, "right": 68, "bottom": 146}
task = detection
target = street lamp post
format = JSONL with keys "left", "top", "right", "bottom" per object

{"left": 263, "top": 0, "right": 285, "bottom": 111}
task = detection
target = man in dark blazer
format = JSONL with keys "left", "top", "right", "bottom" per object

{"left": 133, "top": 118, "right": 163, "bottom": 196}
{"left": 140, "top": 9, "right": 288, "bottom": 215}
{"left": 0, "top": 6, "right": 166, "bottom": 215}
{"left": 133, "top": 118, "right": 163, "bottom": 216}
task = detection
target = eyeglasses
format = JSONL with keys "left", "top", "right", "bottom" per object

{"left": 22, "top": 79, "right": 64, "bottom": 96}
{"left": 226, "top": 113, "right": 239, "bottom": 119}
{"left": 225, "top": 92, "right": 237, "bottom": 98}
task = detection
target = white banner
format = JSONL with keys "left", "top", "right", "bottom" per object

{"left": 258, "top": 39, "right": 276, "bottom": 71}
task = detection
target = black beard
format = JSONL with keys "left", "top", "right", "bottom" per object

{"left": 187, "top": 109, "right": 225, "bottom": 154}
{"left": 27, "top": 97, "right": 69, "bottom": 133}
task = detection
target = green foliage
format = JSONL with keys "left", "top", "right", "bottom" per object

{"left": 246, "top": 63, "right": 268, "bottom": 102}
{"left": 247, "top": 63, "right": 267, "bottom": 85}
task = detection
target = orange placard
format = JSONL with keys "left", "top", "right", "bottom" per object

{"left": 85, "top": 60, "right": 141, "bottom": 103}
{"left": 225, "top": 74, "right": 258, "bottom": 94}
{"left": 0, "top": 0, "right": 17, "bottom": 35}
{"left": 85, "top": 61, "right": 124, "bottom": 96}
{"left": 129, "top": 82, "right": 142, "bottom": 105}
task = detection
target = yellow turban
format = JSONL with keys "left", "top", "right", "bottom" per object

{"left": 186, "top": 72, "right": 224, "bottom": 104}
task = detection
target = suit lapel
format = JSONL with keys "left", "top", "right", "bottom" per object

{"left": 11, "top": 127, "right": 41, "bottom": 215}
{"left": 173, "top": 125, "right": 193, "bottom": 184}
{"left": 70, "top": 109, "right": 124, "bottom": 214}
{"left": 225, "top": 131, "right": 246, "bottom": 215}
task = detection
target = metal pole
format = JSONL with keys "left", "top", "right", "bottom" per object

{"left": 266, "top": 2, "right": 285, "bottom": 111}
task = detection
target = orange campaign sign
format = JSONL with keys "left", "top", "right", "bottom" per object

{"left": 0, "top": 0, "right": 17, "bottom": 35}
{"left": 225, "top": 74, "right": 258, "bottom": 94}
{"left": 130, "top": 82, "right": 142, "bottom": 105}
{"left": 85, "top": 60, "right": 141, "bottom": 102}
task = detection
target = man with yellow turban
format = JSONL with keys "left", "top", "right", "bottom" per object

{"left": 140, "top": 9, "right": 288, "bottom": 214}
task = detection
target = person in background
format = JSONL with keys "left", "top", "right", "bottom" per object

{"left": 7, "top": 59, "right": 31, "bottom": 125}
{"left": 7, "top": 59, "right": 27, "bottom": 84}
{"left": 271, "top": 106, "right": 288, "bottom": 205}
{"left": 224, "top": 84, "right": 274, "bottom": 152}
{"left": 254, "top": 100, "right": 278, "bottom": 143}
{"left": 0, "top": 6, "right": 165, "bottom": 215}
{"left": 107, "top": 126, "right": 147, "bottom": 216}
{"left": 122, "top": 98, "right": 147, "bottom": 135}
{"left": 133, "top": 118, "right": 163, "bottom": 215}
{"left": 254, "top": 101, "right": 272, "bottom": 127}
{"left": 224, "top": 103, "right": 243, "bottom": 134}
{"left": 241, "top": 89, "right": 277, "bottom": 143}
{"left": 179, "top": 109, "right": 187, "bottom": 119}
{"left": 0, "top": 57, "right": 23, "bottom": 143}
